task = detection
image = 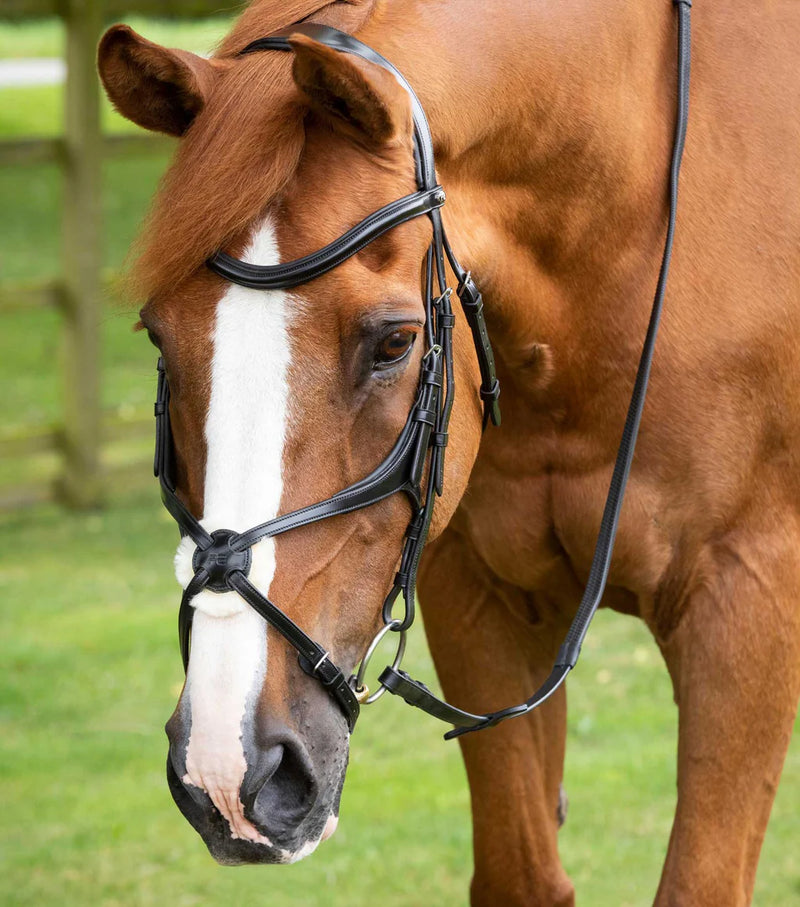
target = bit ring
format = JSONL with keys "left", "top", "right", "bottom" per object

{"left": 352, "top": 619, "right": 407, "bottom": 705}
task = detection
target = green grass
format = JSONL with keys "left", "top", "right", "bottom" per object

{"left": 0, "top": 84, "right": 152, "bottom": 138}
{"left": 1, "top": 19, "right": 798, "bottom": 906}
{"left": 0, "top": 55, "right": 171, "bottom": 490}
{"left": 0, "top": 491, "right": 797, "bottom": 906}
{"left": 0, "top": 490, "right": 473, "bottom": 907}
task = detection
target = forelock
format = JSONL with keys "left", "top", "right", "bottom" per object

{"left": 129, "top": 52, "right": 306, "bottom": 302}
{"left": 129, "top": 0, "right": 382, "bottom": 302}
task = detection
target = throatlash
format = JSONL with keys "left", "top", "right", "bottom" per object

{"left": 154, "top": 0, "right": 691, "bottom": 739}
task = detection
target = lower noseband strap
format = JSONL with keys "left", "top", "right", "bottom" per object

{"left": 178, "top": 550, "right": 364, "bottom": 732}
{"left": 227, "top": 571, "right": 361, "bottom": 732}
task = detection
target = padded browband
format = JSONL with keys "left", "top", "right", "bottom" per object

{"left": 207, "top": 186, "right": 445, "bottom": 290}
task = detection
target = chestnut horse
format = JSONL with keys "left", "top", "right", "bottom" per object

{"left": 98, "top": 0, "right": 799, "bottom": 903}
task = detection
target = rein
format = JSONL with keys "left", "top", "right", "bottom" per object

{"left": 153, "top": 0, "right": 691, "bottom": 739}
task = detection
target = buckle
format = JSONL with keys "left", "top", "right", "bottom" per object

{"left": 480, "top": 379, "right": 501, "bottom": 403}
{"left": 457, "top": 272, "right": 482, "bottom": 311}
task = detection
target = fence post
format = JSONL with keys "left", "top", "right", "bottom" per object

{"left": 58, "top": 0, "right": 103, "bottom": 507}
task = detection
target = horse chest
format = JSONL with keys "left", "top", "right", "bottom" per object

{"left": 456, "top": 431, "right": 671, "bottom": 614}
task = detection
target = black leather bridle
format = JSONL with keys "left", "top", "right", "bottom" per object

{"left": 153, "top": 1, "right": 691, "bottom": 739}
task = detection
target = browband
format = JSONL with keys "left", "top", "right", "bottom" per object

{"left": 207, "top": 186, "right": 446, "bottom": 290}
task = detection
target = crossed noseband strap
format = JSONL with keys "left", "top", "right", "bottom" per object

{"left": 154, "top": 5, "right": 690, "bottom": 740}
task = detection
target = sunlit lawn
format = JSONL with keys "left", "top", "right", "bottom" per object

{"left": 0, "top": 19, "right": 798, "bottom": 907}
{"left": 2, "top": 490, "right": 798, "bottom": 906}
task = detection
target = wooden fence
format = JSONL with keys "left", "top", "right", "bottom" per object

{"left": 0, "top": 0, "right": 234, "bottom": 510}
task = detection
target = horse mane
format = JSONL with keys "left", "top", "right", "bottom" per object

{"left": 130, "top": 1, "right": 376, "bottom": 302}
{"left": 216, "top": 0, "right": 371, "bottom": 58}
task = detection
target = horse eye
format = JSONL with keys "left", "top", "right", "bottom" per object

{"left": 374, "top": 329, "right": 415, "bottom": 368}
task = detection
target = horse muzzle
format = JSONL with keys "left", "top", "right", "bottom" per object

{"left": 165, "top": 707, "right": 348, "bottom": 864}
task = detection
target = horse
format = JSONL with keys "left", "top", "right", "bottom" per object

{"left": 97, "top": 0, "right": 800, "bottom": 903}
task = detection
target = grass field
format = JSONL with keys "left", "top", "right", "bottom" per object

{"left": 1, "top": 18, "right": 798, "bottom": 907}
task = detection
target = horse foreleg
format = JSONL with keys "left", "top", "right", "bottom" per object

{"left": 419, "top": 529, "right": 574, "bottom": 907}
{"left": 654, "top": 522, "right": 800, "bottom": 906}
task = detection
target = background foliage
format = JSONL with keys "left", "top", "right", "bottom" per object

{"left": 0, "top": 17, "right": 797, "bottom": 906}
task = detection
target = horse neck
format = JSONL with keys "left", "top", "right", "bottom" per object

{"left": 360, "top": 0, "right": 679, "bottom": 374}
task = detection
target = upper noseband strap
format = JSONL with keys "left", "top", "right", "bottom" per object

{"left": 228, "top": 351, "right": 443, "bottom": 553}
{"left": 228, "top": 572, "right": 361, "bottom": 732}
{"left": 154, "top": 358, "right": 213, "bottom": 550}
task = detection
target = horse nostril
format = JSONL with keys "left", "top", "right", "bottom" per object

{"left": 240, "top": 740, "right": 317, "bottom": 840}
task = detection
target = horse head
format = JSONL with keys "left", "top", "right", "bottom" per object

{"left": 98, "top": 20, "right": 484, "bottom": 864}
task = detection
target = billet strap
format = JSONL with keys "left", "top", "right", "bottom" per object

{"left": 379, "top": 0, "right": 691, "bottom": 738}
{"left": 207, "top": 187, "right": 445, "bottom": 290}
{"left": 454, "top": 271, "right": 501, "bottom": 428}
{"left": 441, "top": 226, "right": 500, "bottom": 429}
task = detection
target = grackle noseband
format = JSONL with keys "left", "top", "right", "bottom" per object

{"left": 153, "top": 2, "right": 691, "bottom": 739}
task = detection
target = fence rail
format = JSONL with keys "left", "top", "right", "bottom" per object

{"left": 0, "top": 412, "right": 152, "bottom": 459}
{"left": 0, "top": 279, "right": 63, "bottom": 313}
{"left": 0, "top": 1, "right": 224, "bottom": 510}
{"left": 0, "top": 412, "right": 153, "bottom": 509}
{"left": 0, "top": 134, "right": 173, "bottom": 167}
{"left": 1, "top": 1, "right": 236, "bottom": 19}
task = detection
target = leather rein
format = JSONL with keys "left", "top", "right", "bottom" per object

{"left": 153, "top": 1, "right": 691, "bottom": 739}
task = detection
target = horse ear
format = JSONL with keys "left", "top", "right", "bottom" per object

{"left": 289, "top": 33, "right": 412, "bottom": 148}
{"left": 97, "top": 25, "right": 224, "bottom": 137}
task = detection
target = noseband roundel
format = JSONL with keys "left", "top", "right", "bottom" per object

{"left": 153, "top": 5, "right": 691, "bottom": 738}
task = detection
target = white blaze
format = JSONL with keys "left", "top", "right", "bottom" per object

{"left": 174, "top": 218, "right": 293, "bottom": 844}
